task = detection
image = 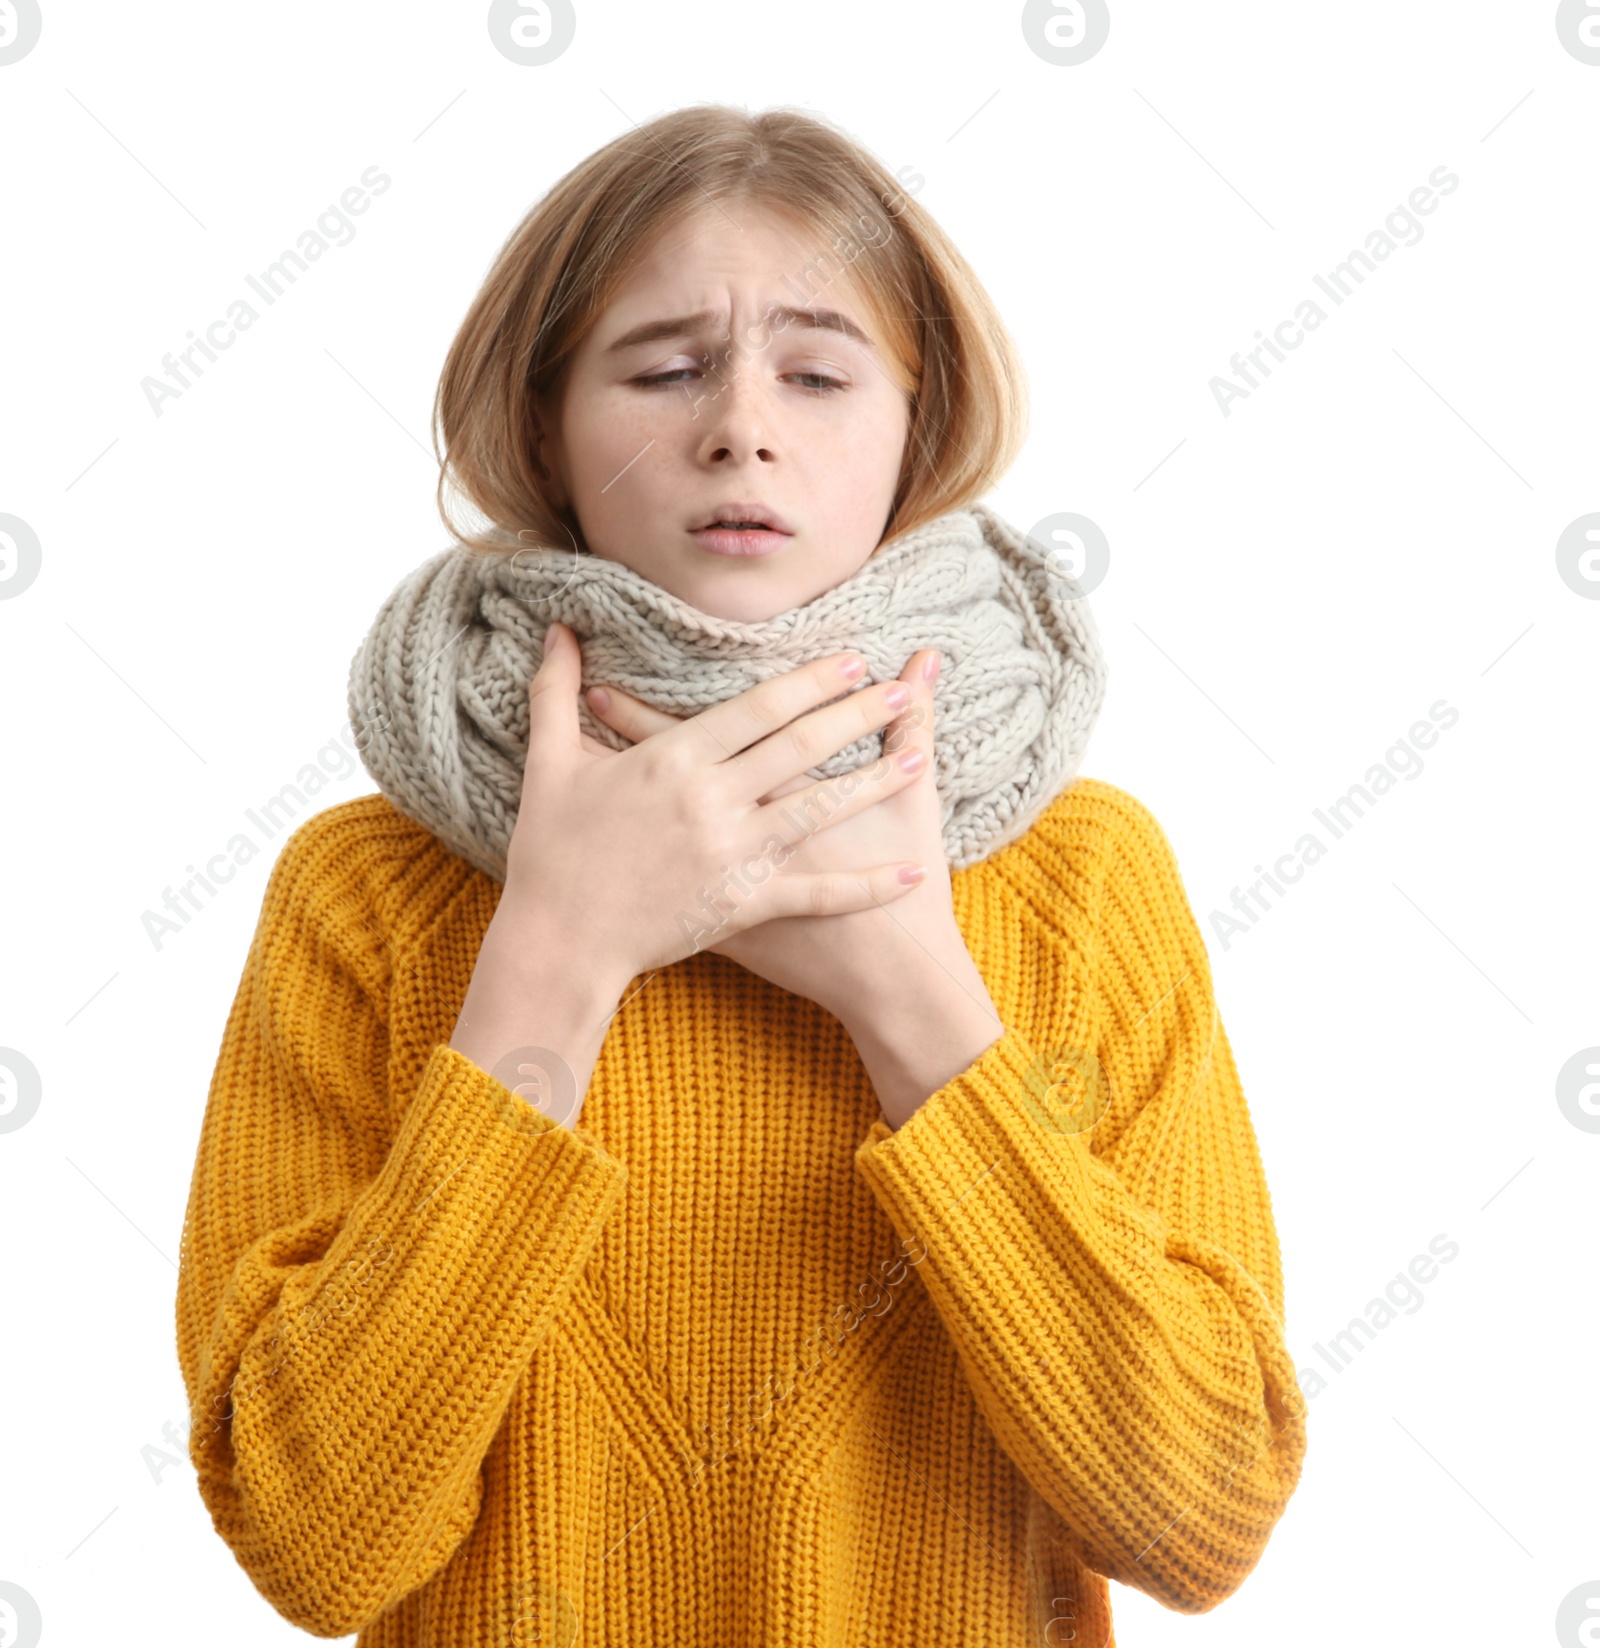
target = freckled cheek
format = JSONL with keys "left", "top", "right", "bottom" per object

{"left": 797, "top": 416, "right": 906, "bottom": 539}
{"left": 812, "top": 421, "right": 901, "bottom": 492}
{"left": 568, "top": 401, "right": 663, "bottom": 489}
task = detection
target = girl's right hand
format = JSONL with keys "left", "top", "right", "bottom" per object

{"left": 501, "top": 621, "right": 927, "bottom": 987}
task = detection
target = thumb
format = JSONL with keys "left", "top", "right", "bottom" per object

{"left": 527, "top": 620, "right": 581, "bottom": 745}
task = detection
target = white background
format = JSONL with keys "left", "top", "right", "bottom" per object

{"left": 2, "top": 2, "right": 1597, "bottom": 1643}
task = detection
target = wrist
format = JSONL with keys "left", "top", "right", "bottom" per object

{"left": 449, "top": 903, "right": 635, "bottom": 1128}
{"left": 471, "top": 930, "right": 632, "bottom": 1037}
{"left": 487, "top": 885, "right": 638, "bottom": 1004}
{"left": 836, "top": 947, "right": 1003, "bottom": 1129}
{"left": 832, "top": 919, "right": 986, "bottom": 1042}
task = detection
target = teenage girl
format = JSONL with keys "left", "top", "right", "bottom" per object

{"left": 176, "top": 102, "right": 1306, "bottom": 1647}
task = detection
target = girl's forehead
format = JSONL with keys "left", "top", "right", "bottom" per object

{"left": 606, "top": 225, "right": 879, "bottom": 310}
{"left": 571, "top": 202, "right": 897, "bottom": 376}
{"left": 621, "top": 204, "right": 848, "bottom": 286}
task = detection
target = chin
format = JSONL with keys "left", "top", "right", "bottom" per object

{"left": 699, "top": 582, "right": 799, "bottom": 625}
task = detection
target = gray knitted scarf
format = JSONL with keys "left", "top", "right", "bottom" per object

{"left": 347, "top": 503, "right": 1107, "bottom": 879}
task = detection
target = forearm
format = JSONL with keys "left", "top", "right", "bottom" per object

{"left": 450, "top": 899, "right": 631, "bottom": 1130}
{"left": 838, "top": 941, "right": 1004, "bottom": 1130}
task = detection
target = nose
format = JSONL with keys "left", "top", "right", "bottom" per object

{"left": 691, "top": 352, "right": 777, "bottom": 466}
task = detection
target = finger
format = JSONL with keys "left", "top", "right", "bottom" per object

{"left": 729, "top": 674, "right": 915, "bottom": 802}
{"left": 528, "top": 621, "right": 582, "bottom": 748}
{"left": 883, "top": 649, "right": 939, "bottom": 765}
{"left": 585, "top": 683, "right": 685, "bottom": 742}
{"left": 760, "top": 862, "right": 928, "bottom": 921}
{"left": 733, "top": 653, "right": 940, "bottom": 805}
{"left": 668, "top": 651, "right": 873, "bottom": 771}
{"left": 751, "top": 724, "right": 929, "bottom": 845}
{"left": 761, "top": 773, "right": 814, "bottom": 801}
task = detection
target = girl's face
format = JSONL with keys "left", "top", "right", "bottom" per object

{"left": 534, "top": 204, "right": 912, "bottom": 623}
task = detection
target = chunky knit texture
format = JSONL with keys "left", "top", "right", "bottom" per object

{"left": 174, "top": 777, "right": 1306, "bottom": 1645}
{"left": 346, "top": 503, "right": 1108, "bottom": 877}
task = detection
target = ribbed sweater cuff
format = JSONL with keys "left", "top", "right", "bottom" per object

{"left": 853, "top": 1021, "right": 1083, "bottom": 1194}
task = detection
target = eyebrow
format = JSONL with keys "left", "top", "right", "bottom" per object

{"left": 603, "top": 305, "right": 877, "bottom": 355}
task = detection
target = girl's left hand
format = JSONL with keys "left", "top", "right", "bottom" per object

{"left": 583, "top": 649, "right": 958, "bottom": 1022}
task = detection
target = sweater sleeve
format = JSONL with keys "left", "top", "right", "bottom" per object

{"left": 851, "top": 788, "right": 1307, "bottom": 1615}
{"left": 174, "top": 811, "right": 629, "bottom": 1638}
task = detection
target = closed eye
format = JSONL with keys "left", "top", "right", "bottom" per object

{"left": 635, "top": 367, "right": 847, "bottom": 395}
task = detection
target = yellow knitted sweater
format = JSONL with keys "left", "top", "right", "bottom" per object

{"left": 175, "top": 775, "right": 1306, "bottom": 1645}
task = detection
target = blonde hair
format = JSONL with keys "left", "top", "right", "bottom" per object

{"left": 432, "top": 102, "right": 1028, "bottom": 558}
